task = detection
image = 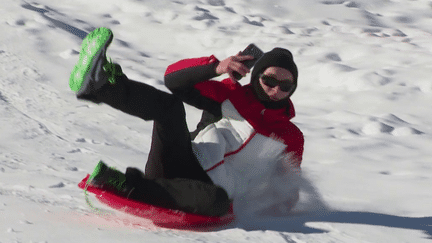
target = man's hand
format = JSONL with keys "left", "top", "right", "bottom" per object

{"left": 216, "top": 53, "right": 254, "bottom": 81}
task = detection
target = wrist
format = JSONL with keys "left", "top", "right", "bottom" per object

{"left": 215, "top": 62, "right": 223, "bottom": 75}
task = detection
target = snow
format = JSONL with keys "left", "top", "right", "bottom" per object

{"left": 1, "top": 0, "right": 431, "bottom": 242}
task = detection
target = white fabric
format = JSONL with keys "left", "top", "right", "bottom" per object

{"left": 192, "top": 100, "right": 288, "bottom": 198}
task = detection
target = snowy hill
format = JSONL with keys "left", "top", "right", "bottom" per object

{"left": 1, "top": 0, "right": 431, "bottom": 242}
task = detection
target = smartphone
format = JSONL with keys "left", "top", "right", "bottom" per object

{"left": 233, "top": 44, "right": 264, "bottom": 80}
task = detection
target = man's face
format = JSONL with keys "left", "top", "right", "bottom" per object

{"left": 259, "top": 67, "right": 294, "bottom": 101}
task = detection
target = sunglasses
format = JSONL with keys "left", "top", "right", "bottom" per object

{"left": 260, "top": 74, "right": 295, "bottom": 92}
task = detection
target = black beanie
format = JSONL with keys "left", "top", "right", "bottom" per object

{"left": 250, "top": 48, "right": 298, "bottom": 109}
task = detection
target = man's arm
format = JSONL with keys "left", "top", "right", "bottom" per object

{"left": 164, "top": 54, "right": 254, "bottom": 117}
{"left": 164, "top": 56, "right": 224, "bottom": 117}
{"left": 165, "top": 56, "right": 220, "bottom": 90}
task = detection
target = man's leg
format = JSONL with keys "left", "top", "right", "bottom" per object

{"left": 96, "top": 75, "right": 212, "bottom": 182}
{"left": 69, "top": 27, "right": 211, "bottom": 182}
{"left": 71, "top": 28, "right": 228, "bottom": 215}
{"left": 124, "top": 167, "right": 230, "bottom": 216}
{"left": 145, "top": 120, "right": 213, "bottom": 182}
{"left": 88, "top": 161, "right": 230, "bottom": 216}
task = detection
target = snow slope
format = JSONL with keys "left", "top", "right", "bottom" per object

{"left": 1, "top": 0, "right": 431, "bottom": 242}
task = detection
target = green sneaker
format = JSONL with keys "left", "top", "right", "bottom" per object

{"left": 69, "top": 27, "right": 123, "bottom": 100}
{"left": 88, "top": 161, "right": 128, "bottom": 194}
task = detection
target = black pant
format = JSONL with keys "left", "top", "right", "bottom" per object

{"left": 93, "top": 74, "right": 229, "bottom": 216}
{"left": 96, "top": 74, "right": 212, "bottom": 181}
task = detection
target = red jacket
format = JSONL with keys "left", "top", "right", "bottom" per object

{"left": 165, "top": 55, "right": 304, "bottom": 198}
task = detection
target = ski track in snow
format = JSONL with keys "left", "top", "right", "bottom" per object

{"left": 1, "top": 0, "right": 432, "bottom": 242}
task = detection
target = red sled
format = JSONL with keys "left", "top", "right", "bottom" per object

{"left": 78, "top": 174, "right": 235, "bottom": 229}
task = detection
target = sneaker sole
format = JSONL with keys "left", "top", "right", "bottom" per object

{"left": 69, "top": 27, "right": 113, "bottom": 92}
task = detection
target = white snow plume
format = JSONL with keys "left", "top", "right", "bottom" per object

{"left": 234, "top": 136, "right": 327, "bottom": 223}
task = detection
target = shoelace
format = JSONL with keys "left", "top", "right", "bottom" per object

{"left": 103, "top": 59, "right": 121, "bottom": 85}
{"left": 107, "top": 177, "right": 126, "bottom": 191}
{"left": 83, "top": 165, "right": 121, "bottom": 216}
{"left": 84, "top": 173, "right": 112, "bottom": 216}
{"left": 84, "top": 165, "right": 128, "bottom": 216}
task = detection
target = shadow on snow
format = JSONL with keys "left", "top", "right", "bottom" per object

{"left": 21, "top": 2, "right": 88, "bottom": 40}
{"left": 236, "top": 210, "right": 431, "bottom": 239}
